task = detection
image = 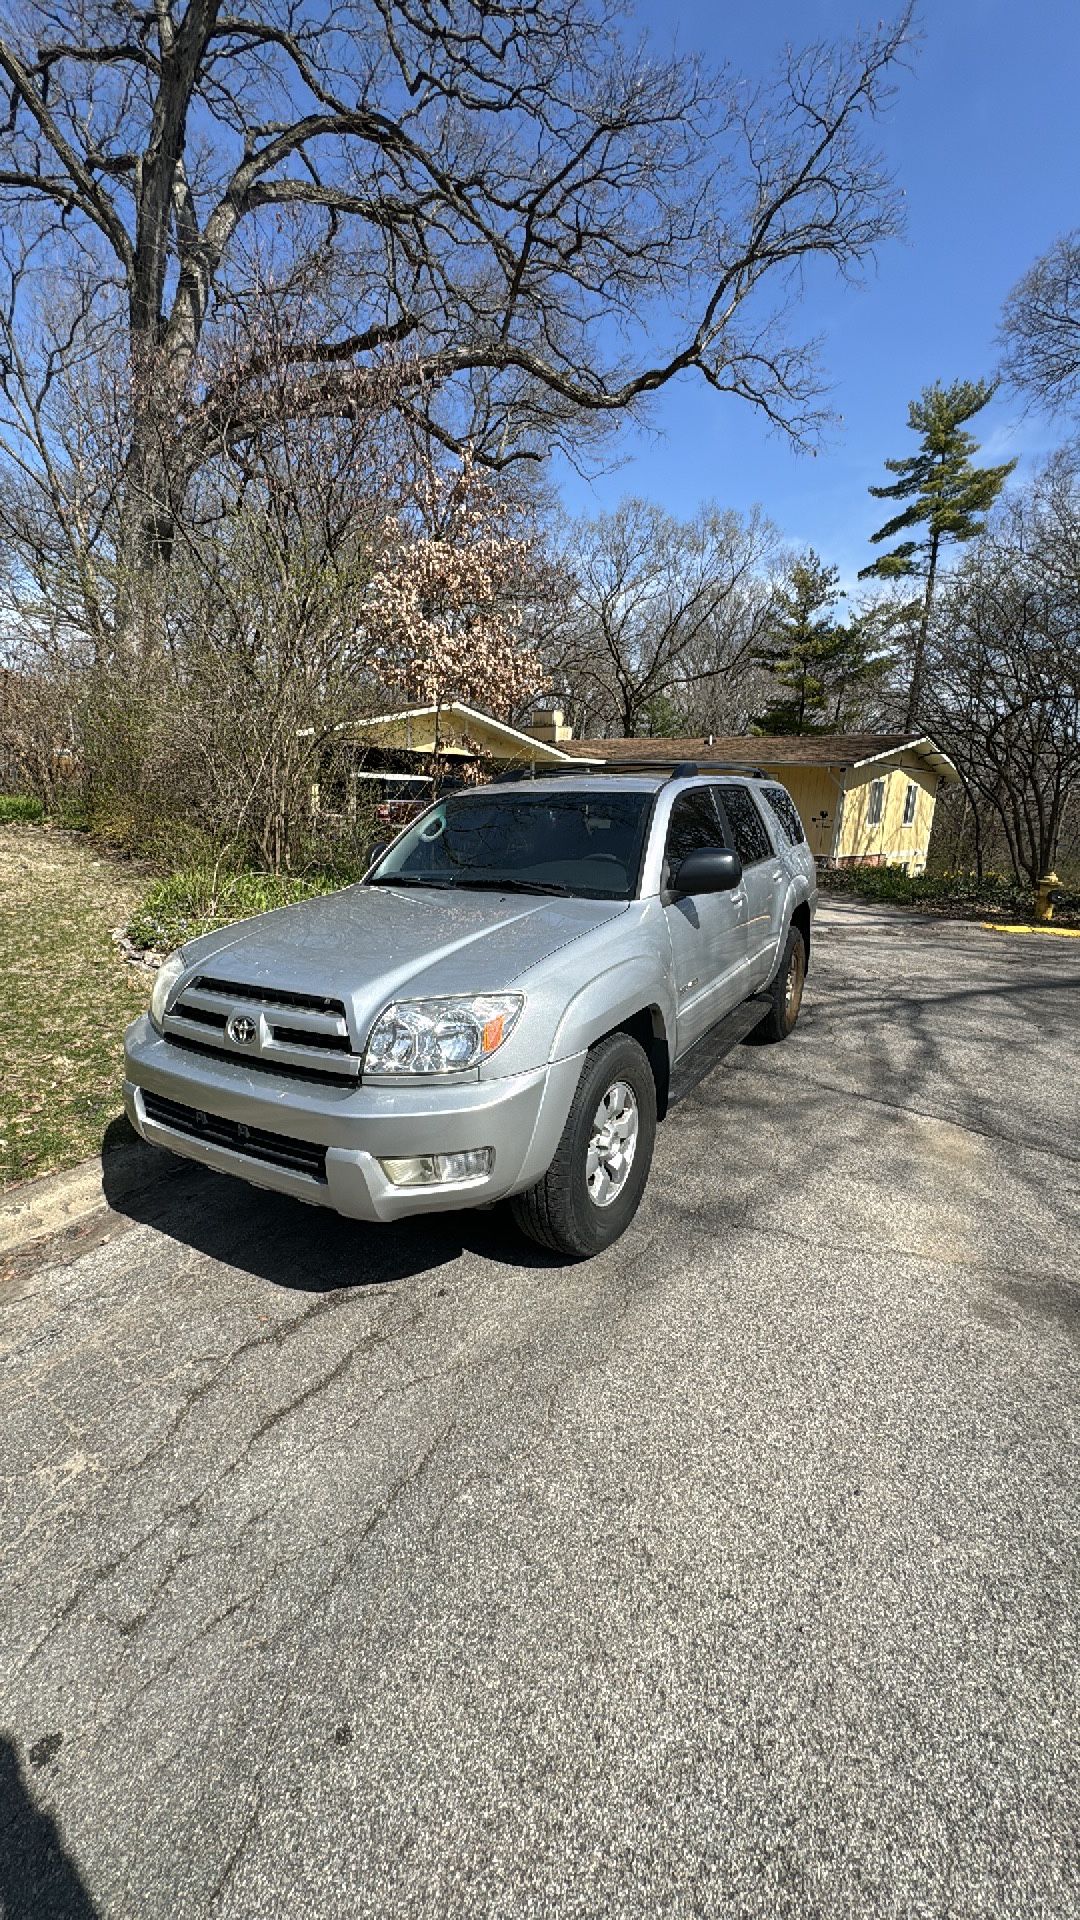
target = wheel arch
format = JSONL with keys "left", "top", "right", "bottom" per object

{"left": 791, "top": 899, "right": 811, "bottom": 969}
{"left": 611, "top": 1006, "right": 671, "bottom": 1121}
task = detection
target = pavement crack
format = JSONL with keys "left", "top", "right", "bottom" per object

{"left": 781, "top": 1067, "right": 1080, "bottom": 1166}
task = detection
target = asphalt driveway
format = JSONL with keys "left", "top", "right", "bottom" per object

{"left": 2, "top": 901, "right": 1078, "bottom": 1920}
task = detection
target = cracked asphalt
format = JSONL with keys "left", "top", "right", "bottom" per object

{"left": 1, "top": 901, "right": 1078, "bottom": 1920}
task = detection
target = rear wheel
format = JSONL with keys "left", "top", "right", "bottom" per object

{"left": 511, "top": 1032, "right": 657, "bottom": 1258}
{"left": 751, "top": 925, "right": 806, "bottom": 1044}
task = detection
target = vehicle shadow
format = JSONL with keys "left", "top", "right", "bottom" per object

{"left": 100, "top": 1118, "right": 567, "bottom": 1293}
{"left": 0, "top": 1734, "right": 101, "bottom": 1919}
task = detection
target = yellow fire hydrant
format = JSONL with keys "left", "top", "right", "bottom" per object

{"left": 1035, "top": 871, "right": 1061, "bottom": 923}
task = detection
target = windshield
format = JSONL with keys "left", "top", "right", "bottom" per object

{"left": 368, "top": 789, "right": 652, "bottom": 900}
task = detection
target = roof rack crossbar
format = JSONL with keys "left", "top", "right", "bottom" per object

{"left": 493, "top": 759, "right": 769, "bottom": 782}
{"left": 581, "top": 759, "right": 771, "bottom": 779}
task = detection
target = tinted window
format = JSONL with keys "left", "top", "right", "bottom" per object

{"left": 717, "top": 784, "right": 773, "bottom": 867}
{"left": 370, "top": 789, "right": 652, "bottom": 900}
{"left": 762, "top": 784, "right": 806, "bottom": 846}
{"left": 665, "top": 788, "right": 724, "bottom": 870}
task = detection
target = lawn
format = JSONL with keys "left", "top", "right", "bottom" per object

{"left": 0, "top": 824, "right": 149, "bottom": 1189}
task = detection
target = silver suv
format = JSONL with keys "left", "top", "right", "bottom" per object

{"left": 124, "top": 769, "right": 816, "bottom": 1258}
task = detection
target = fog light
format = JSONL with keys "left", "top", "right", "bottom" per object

{"left": 380, "top": 1148, "right": 495, "bottom": 1187}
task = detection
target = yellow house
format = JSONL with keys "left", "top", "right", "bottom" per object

{"left": 553, "top": 728, "right": 960, "bottom": 873}
{"left": 335, "top": 705, "right": 958, "bottom": 873}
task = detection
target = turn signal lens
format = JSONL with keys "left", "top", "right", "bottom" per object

{"left": 481, "top": 1013, "right": 506, "bottom": 1053}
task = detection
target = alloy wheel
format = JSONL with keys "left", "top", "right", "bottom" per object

{"left": 586, "top": 1080, "right": 639, "bottom": 1207}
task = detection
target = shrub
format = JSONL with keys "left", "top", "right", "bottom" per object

{"left": 819, "top": 865, "right": 1080, "bottom": 921}
{"left": 49, "top": 792, "right": 90, "bottom": 831}
{"left": 0, "top": 793, "right": 45, "bottom": 824}
{"left": 126, "top": 865, "right": 355, "bottom": 954}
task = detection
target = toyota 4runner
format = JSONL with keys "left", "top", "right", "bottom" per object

{"left": 124, "top": 768, "right": 816, "bottom": 1258}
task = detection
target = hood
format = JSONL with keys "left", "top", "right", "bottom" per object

{"left": 180, "top": 883, "right": 629, "bottom": 1043}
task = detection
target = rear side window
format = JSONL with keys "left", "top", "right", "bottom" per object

{"left": 762, "top": 785, "right": 806, "bottom": 846}
{"left": 717, "top": 784, "right": 773, "bottom": 867}
{"left": 665, "top": 788, "right": 724, "bottom": 868}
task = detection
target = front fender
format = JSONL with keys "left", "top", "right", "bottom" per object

{"left": 550, "top": 952, "right": 676, "bottom": 1064}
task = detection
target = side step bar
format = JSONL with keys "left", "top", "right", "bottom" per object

{"left": 668, "top": 993, "right": 773, "bottom": 1108}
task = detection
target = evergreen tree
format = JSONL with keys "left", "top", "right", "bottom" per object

{"left": 823, "top": 601, "right": 904, "bottom": 728}
{"left": 754, "top": 552, "right": 849, "bottom": 734}
{"left": 859, "top": 379, "right": 1016, "bottom": 728}
{"left": 642, "top": 691, "right": 688, "bottom": 738}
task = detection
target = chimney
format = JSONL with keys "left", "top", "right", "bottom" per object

{"left": 525, "top": 706, "right": 572, "bottom": 744}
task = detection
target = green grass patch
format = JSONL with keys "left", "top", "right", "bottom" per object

{"left": 126, "top": 863, "right": 360, "bottom": 954}
{"left": 0, "top": 825, "right": 148, "bottom": 1188}
{"left": 0, "top": 793, "right": 45, "bottom": 824}
{"left": 820, "top": 865, "right": 1080, "bottom": 923}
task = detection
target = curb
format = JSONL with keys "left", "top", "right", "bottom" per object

{"left": 0, "top": 1138, "right": 178, "bottom": 1255}
{"left": 979, "top": 921, "right": 1080, "bottom": 939}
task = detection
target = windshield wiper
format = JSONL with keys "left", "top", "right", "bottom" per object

{"left": 450, "top": 877, "right": 579, "bottom": 897}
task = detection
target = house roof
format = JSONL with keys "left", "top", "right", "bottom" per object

{"left": 341, "top": 701, "right": 606, "bottom": 765}
{"left": 557, "top": 731, "right": 960, "bottom": 784}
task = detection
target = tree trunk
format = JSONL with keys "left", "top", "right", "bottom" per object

{"left": 905, "top": 527, "right": 939, "bottom": 731}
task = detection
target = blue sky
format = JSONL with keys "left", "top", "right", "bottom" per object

{"left": 553, "top": 1, "right": 1079, "bottom": 589}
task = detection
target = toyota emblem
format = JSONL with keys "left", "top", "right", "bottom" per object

{"left": 227, "top": 1014, "right": 257, "bottom": 1046}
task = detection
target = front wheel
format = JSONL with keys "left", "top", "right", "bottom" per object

{"left": 751, "top": 925, "right": 806, "bottom": 1044}
{"left": 511, "top": 1032, "right": 657, "bottom": 1258}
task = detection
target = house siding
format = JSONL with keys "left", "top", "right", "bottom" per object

{"left": 835, "top": 764, "right": 939, "bottom": 873}
{"left": 758, "top": 765, "right": 844, "bottom": 860}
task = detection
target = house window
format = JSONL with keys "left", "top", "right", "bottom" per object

{"left": 902, "top": 781, "right": 918, "bottom": 827}
{"left": 866, "top": 779, "right": 885, "bottom": 828}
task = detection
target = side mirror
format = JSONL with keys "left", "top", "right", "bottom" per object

{"left": 366, "top": 841, "right": 389, "bottom": 872}
{"left": 673, "top": 846, "right": 743, "bottom": 896}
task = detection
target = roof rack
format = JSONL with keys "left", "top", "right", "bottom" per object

{"left": 493, "top": 759, "right": 768, "bottom": 782}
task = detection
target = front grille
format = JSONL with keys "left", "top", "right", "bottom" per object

{"left": 195, "top": 975, "right": 347, "bottom": 1019}
{"left": 162, "top": 974, "right": 358, "bottom": 1079}
{"left": 142, "top": 1091, "right": 328, "bottom": 1182}
{"left": 165, "top": 1035, "right": 358, "bottom": 1086}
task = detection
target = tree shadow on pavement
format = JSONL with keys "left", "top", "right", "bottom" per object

{"left": 0, "top": 1735, "right": 100, "bottom": 1920}
{"left": 101, "top": 1119, "right": 565, "bottom": 1294}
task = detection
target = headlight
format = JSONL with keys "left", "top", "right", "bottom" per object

{"left": 363, "top": 994, "right": 523, "bottom": 1075}
{"left": 149, "top": 950, "right": 186, "bottom": 1032}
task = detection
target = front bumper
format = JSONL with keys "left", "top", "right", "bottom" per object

{"left": 123, "top": 1016, "right": 584, "bottom": 1223}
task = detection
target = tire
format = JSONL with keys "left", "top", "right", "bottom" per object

{"left": 751, "top": 924, "right": 806, "bottom": 1044}
{"left": 511, "top": 1032, "right": 657, "bottom": 1258}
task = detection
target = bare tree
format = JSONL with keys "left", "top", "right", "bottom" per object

{"left": 924, "top": 454, "right": 1080, "bottom": 887}
{"left": 547, "top": 498, "right": 778, "bottom": 737}
{"left": 0, "top": 0, "right": 913, "bottom": 646}
{"left": 999, "top": 230, "right": 1080, "bottom": 417}
{"left": 2, "top": 292, "right": 550, "bottom": 865}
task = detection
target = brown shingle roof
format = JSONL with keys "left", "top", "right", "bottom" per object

{"left": 557, "top": 732, "right": 924, "bottom": 768}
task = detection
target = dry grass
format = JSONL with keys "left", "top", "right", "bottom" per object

{"left": 0, "top": 824, "right": 149, "bottom": 1189}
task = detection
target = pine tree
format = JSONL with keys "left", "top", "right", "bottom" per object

{"left": 859, "top": 380, "right": 1016, "bottom": 728}
{"left": 754, "top": 552, "right": 849, "bottom": 734}
{"left": 823, "top": 601, "right": 903, "bottom": 728}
